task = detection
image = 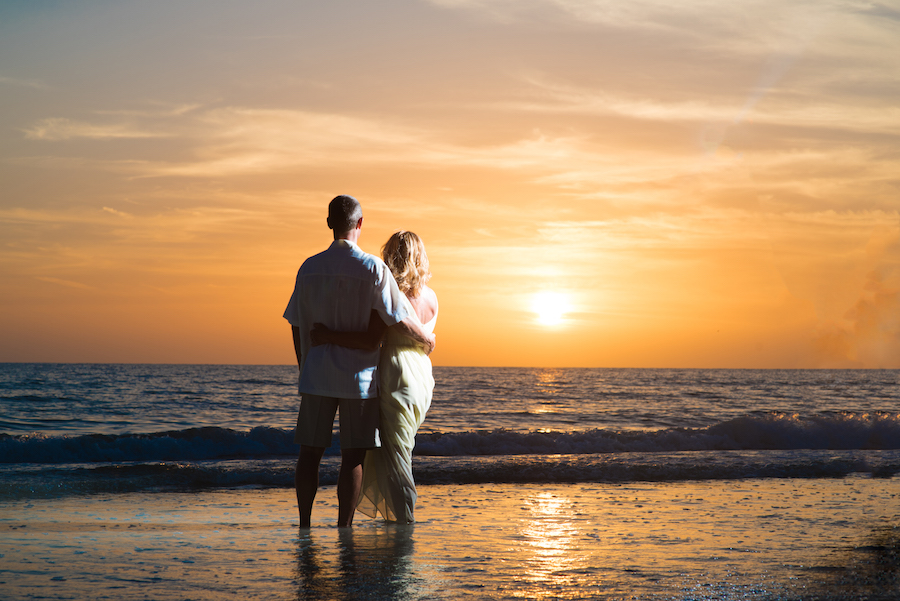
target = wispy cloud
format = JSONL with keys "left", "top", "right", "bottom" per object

{"left": 35, "top": 276, "right": 94, "bottom": 290}
{"left": 507, "top": 75, "right": 900, "bottom": 134}
{"left": 428, "top": 0, "right": 833, "bottom": 42}
{"left": 16, "top": 100, "right": 895, "bottom": 222}
{"left": 95, "top": 104, "right": 202, "bottom": 118}
{"left": 101, "top": 207, "right": 132, "bottom": 218}
{"left": 0, "top": 75, "right": 48, "bottom": 89}
{"left": 91, "top": 107, "right": 597, "bottom": 178}
{"left": 857, "top": 2, "right": 900, "bottom": 22}
{"left": 23, "top": 118, "right": 169, "bottom": 141}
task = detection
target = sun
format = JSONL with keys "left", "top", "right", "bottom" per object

{"left": 531, "top": 291, "right": 571, "bottom": 326}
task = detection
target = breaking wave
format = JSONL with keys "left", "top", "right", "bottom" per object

{"left": 2, "top": 412, "right": 898, "bottom": 465}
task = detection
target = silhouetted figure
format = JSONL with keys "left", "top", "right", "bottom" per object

{"left": 284, "top": 195, "right": 435, "bottom": 527}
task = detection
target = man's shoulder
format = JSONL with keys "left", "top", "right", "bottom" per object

{"left": 337, "top": 241, "right": 389, "bottom": 273}
{"left": 298, "top": 241, "right": 386, "bottom": 277}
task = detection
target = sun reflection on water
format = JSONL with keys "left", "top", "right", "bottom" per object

{"left": 535, "top": 368, "right": 564, "bottom": 386}
{"left": 531, "top": 369, "right": 564, "bottom": 415}
{"left": 514, "top": 492, "right": 587, "bottom": 598}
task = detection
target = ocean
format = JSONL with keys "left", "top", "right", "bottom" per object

{"left": 1, "top": 364, "right": 899, "bottom": 599}
{"left": 2, "top": 364, "right": 899, "bottom": 497}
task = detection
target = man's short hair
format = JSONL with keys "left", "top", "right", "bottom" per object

{"left": 327, "top": 195, "right": 363, "bottom": 233}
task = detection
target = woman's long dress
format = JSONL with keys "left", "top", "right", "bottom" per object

{"left": 356, "top": 296, "right": 436, "bottom": 523}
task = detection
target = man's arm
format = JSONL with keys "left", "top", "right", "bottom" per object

{"left": 310, "top": 310, "right": 388, "bottom": 351}
{"left": 394, "top": 316, "right": 436, "bottom": 355}
{"left": 291, "top": 325, "right": 302, "bottom": 371}
{"left": 310, "top": 311, "right": 434, "bottom": 354}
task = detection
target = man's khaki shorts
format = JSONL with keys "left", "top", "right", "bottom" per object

{"left": 294, "top": 394, "right": 381, "bottom": 449}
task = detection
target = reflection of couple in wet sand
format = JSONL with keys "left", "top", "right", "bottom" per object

{"left": 295, "top": 527, "right": 417, "bottom": 599}
{"left": 284, "top": 195, "right": 438, "bottom": 527}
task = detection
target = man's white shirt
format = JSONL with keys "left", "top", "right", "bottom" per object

{"left": 283, "top": 239, "right": 410, "bottom": 399}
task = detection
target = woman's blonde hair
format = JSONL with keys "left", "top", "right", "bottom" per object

{"left": 382, "top": 231, "right": 431, "bottom": 297}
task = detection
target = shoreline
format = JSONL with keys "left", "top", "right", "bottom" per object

{"left": 2, "top": 476, "right": 898, "bottom": 599}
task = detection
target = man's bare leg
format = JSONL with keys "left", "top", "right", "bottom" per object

{"left": 337, "top": 448, "right": 367, "bottom": 527}
{"left": 296, "top": 445, "right": 325, "bottom": 528}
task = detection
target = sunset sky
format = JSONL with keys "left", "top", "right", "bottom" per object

{"left": 2, "top": 0, "right": 898, "bottom": 368}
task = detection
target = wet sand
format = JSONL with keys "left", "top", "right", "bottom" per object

{"left": 1, "top": 476, "right": 898, "bottom": 600}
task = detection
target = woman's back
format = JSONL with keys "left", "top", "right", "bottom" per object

{"left": 408, "top": 285, "right": 438, "bottom": 327}
{"left": 385, "top": 290, "right": 437, "bottom": 347}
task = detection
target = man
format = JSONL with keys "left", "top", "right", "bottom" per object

{"left": 283, "top": 195, "right": 435, "bottom": 527}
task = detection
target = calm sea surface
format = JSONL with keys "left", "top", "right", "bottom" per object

{"left": 1, "top": 364, "right": 898, "bottom": 499}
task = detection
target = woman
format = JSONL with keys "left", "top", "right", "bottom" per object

{"left": 312, "top": 231, "right": 438, "bottom": 523}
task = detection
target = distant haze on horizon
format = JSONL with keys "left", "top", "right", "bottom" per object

{"left": 1, "top": 0, "right": 898, "bottom": 368}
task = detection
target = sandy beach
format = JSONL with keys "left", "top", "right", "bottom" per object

{"left": 2, "top": 475, "right": 897, "bottom": 600}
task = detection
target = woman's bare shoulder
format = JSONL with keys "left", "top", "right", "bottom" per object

{"left": 411, "top": 285, "right": 438, "bottom": 323}
{"left": 421, "top": 285, "right": 438, "bottom": 309}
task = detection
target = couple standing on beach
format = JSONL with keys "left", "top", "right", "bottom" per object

{"left": 283, "top": 195, "right": 438, "bottom": 527}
